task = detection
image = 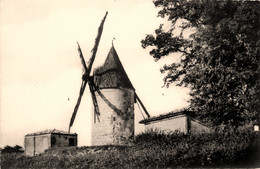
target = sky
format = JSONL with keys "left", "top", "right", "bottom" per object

{"left": 0, "top": 0, "right": 190, "bottom": 147}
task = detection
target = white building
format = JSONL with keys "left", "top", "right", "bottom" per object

{"left": 139, "top": 111, "right": 210, "bottom": 134}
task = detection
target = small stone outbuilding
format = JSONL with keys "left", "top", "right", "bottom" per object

{"left": 139, "top": 110, "right": 210, "bottom": 134}
{"left": 24, "top": 129, "right": 77, "bottom": 156}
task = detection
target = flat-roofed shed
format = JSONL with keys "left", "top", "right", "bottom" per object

{"left": 139, "top": 110, "right": 211, "bottom": 134}
{"left": 24, "top": 129, "right": 77, "bottom": 156}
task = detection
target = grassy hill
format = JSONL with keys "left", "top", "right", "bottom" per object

{"left": 1, "top": 129, "right": 259, "bottom": 168}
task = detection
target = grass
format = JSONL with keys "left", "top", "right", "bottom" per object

{"left": 1, "top": 128, "right": 259, "bottom": 168}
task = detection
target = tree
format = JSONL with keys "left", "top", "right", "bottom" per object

{"left": 141, "top": 0, "right": 260, "bottom": 127}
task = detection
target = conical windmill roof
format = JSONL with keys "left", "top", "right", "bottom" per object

{"left": 93, "top": 46, "right": 134, "bottom": 89}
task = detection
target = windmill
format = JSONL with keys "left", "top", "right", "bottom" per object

{"left": 68, "top": 11, "right": 150, "bottom": 146}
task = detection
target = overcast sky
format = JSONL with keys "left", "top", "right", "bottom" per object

{"left": 0, "top": 0, "right": 190, "bottom": 147}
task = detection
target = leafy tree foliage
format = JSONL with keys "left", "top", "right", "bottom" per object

{"left": 2, "top": 145, "right": 24, "bottom": 153}
{"left": 141, "top": 0, "right": 260, "bottom": 127}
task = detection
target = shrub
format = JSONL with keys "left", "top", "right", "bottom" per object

{"left": 2, "top": 145, "right": 24, "bottom": 153}
{"left": 1, "top": 129, "right": 259, "bottom": 168}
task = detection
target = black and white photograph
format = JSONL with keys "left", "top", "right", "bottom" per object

{"left": 1, "top": 0, "right": 259, "bottom": 168}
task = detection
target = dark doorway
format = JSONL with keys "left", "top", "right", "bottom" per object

{"left": 69, "top": 138, "right": 75, "bottom": 146}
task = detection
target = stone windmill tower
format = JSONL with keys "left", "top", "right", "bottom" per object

{"left": 68, "top": 12, "right": 150, "bottom": 146}
{"left": 91, "top": 46, "right": 135, "bottom": 145}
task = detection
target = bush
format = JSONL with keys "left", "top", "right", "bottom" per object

{"left": 2, "top": 145, "right": 24, "bottom": 153}
{"left": 136, "top": 128, "right": 259, "bottom": 167}
{"left": 1, "top": 129, "right": 259, "bottom": 168}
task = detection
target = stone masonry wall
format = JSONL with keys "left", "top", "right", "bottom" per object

{"left": 51, "top": 134, "right": 77, "bottom": 148}
{"left": 144, "top": 115, "right": 188, "bottom": 134}
{"left": 190, "top": 119, "right": 211, "bottom": 134}
{"left": 91, "top": 88, "right": 134, "bottom": 146}
{"left": 24, "top": 136, "right": 35, "bottom": 156}
{"left": 24, "top": 134, "right": 51, "bottom": 156}
{"left": 25, "top": 134, "right": 77, "bottom": 156}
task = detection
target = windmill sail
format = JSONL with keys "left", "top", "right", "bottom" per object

{"left": 88, "top": 79, "right": 100, "bottom": 123}
{"left": 87, "top": 11, "right": 108, "bottom": 75}
{"left": 77, "top": 42, "right": 87, "bottom": 73}
{"left": 69, "top": 80, "right": 87, "bottom": 132}
{"left": 68, "top": 11, "right": 108, "bottom": 133}
{"left": 135, "top": 93, "right": 150, "bottom": 118}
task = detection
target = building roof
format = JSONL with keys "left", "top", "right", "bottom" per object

{"left": 139, "top": 109, "right": 193, "bottom": 124}
{"left": 25, "top": 129, "right": 77, "bottom": 136}
{"left": 139, "top": 109, "right": 211, "bottom": 128}
{"left": 93, "top": 46, "right": 134, "bottom": 89}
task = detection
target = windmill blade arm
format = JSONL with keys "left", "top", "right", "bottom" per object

{"left": 88, "top": 80, "right": 100, "bottom": 116}
{"left": 77, "top": 42, "right": 88, "bottom": 73}
{"left": 69, "top": 80, "right": 87, "bottom": 132}
{"left": 69, "top": 11, "right": 108, "bottom": 130}
{"left": 87, "top": 11, "right": 108, "bottom": 75}
{"left": 135, "top": 92, "right": 151, "bottom": 118}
